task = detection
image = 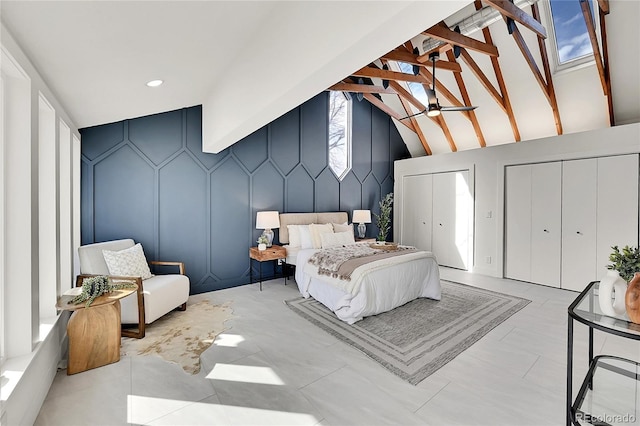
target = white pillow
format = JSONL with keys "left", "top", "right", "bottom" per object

{"left": 332, "top": 222, "right": 354, "bottom": 237}
{"left": 321, "top": 231, "right": 356, "bottom": 249}
{"left": 309, "top": 223, "right": 334, "bottom": 249}
{"left": 287, "top": 224, "right": 301, "bottom": 247}
{"left": 298, "top": 225, "right": 314, "bottom": 249}
{"left": 102, "top": 243, "right": 153, "bottom": 280}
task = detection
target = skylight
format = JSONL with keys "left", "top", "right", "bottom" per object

{"left": 548, "top": 0, "right": 595, "bottom": 66}
{"left": 397, "top": 62, "right": 430, "bottom": 108}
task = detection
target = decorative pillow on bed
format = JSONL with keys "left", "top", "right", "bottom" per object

{"left": 321, "top": 231, "right": 355, "bottom": 249}
{"left": 298, "top": 225, "right": 314, "bottom": 249}
{"left": 332, "top": 222, "right": 354, "bottom": 237}
{"left": 288, "top": 224, "right": 302, "bottom": 247}
{"left": 102, "top": 243, "right": 153, "bottom": 280}
{"left": 309, "top": 223, "right": 334, "bottom": 249}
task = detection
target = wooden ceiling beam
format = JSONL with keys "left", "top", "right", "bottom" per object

{"left": 459, "top": 48, "right": 508, "bottom": 115}
{"left": 580, "top": 0, "right": 607, "bottom": 95}
{"left": 362, "top": 93, "right": 415, "bottom": 131}
{"left": 420, "top": 21, "right": 499, "bottom": 58}
{"left": 393, "top": 87, "right": 432, "bottom": 155}
{"left": 484, "top": 0, "right": 547, "bottom": 38}
{"left": 446, "top": 49, "right": 485, "bottom": 148}
{"left": 597, "top": 0, "right": 609, "bottom": 14}
{"left": 599, "top": 3, "right": 614, "bottom": 125}
{"left": 328, "top": 82, "right": 396, "bottom": 95}
{"left": 531, "top": 3, "right": 562, "bottom": 135}
{"left": 434, "top": 115, "right": 458, "bottom": 152}
{"left": 381, "top": 50, "right": 462, "bottom": 72}
{"left": 475, "top": 1, "right": 520, "bottom": 141}
{"left": 510, "top": 25, "right": 552, "bottom": 105}
{"left": 388, "top": 80, "right": 426, "bottom": 112}
{"left": 351, "top": 66, "right": 425, "bottom": 84}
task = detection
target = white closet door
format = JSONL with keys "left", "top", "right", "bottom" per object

{"left": 433, "top": 170, "right": 470, "bottom": 270}
{"left": 401, "top": 174, "right": 432, "bottom": 251}
{"left": 505, "top": 165, "right": 532, "bottom": 282}
{"left": 596, "top": 154, "right": 639, "bottom": 279}
{"left": 562, "top": 158, "right": 598, "bottom": 291}
{"left": 530, "top": 162, "right": 562, "bottom": 287}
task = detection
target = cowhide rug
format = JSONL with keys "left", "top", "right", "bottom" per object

{"left": 121, "top": 293, "right": 233, "bottom": 374}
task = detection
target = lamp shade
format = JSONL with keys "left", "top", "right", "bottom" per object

{"left": 256, "top": 211, "right": 280, "bottom": 229}
{"left": 352, "top": 210, "right": 371, "bottom": 224}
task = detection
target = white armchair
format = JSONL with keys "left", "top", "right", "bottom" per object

{"left": 77, "top": 239, "right": 190, "bottom": 338}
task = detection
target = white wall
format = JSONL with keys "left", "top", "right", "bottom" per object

{"left": 1, "top": 23, "right": 80, "bottom": 425}
{"left": 394, "top": 122, "right": 640, "bottom": 277}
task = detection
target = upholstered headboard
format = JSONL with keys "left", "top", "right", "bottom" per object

{"left": 279, "top": 212, "right": 348, "bottom": 243}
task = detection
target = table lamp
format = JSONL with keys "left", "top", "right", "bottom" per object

{"left": 256, "top": 211, "right": 280, "bottom": 247}
{"left": 352, "top": 210, "right": 371, "bottom": 239}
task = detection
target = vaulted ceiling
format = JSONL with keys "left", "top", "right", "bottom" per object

{"left": 1, "top": 1, "right": 638, "bottom": 157}
{"left": 330, "top": 0, "right": 639, "bottom": 156}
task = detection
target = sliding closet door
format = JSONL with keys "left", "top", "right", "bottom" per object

{"left": 596, "top": 154, "right": 639, "bottom": 278}
{"left": 401, "top": 174, "right": 432, "bottom": 251}
{"left": 432, "top": 170, "right": 471, "bottom": 270}
{"left": 562, "top": 159, "right": 597, "bottom": 291}
{"left": 505, "top": 165, "right": 532, "bottom": 282}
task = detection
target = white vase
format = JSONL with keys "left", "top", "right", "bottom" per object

{"left": 598, "top": 270, "right": 627, "bottom": 317}
{"left": 258, "top": 243, "right": 267, "bottom": 251}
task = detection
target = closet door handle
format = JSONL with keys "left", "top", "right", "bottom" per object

{"left": 543, "top": 229, "right": 549, "bottom": 233}
{"left": 576, "top": 231, "right": 582, "bottom": 235}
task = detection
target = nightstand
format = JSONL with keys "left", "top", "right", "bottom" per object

{"left": 249, "top": 245, "right": 287, "bottom": 291}
{"left": 355, "top": 238, "right": 376, "bottom": 243}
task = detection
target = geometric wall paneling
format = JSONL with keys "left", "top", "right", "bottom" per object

{"left": 128, "top": 109, "right": 183, "bottom": 166}
{"left": 300, "top": 94, "right": 328, "bottom": 178}
{"left": 233, "top": 126, "right": 268, "bottom": 173}
{"left": 339, "top": 172, "right": 362, "bottom": 220}
{"left": 352, "top": 98, "right": 373, "bottom": 182}
{"left": 371, "top": 106, "right": 391, "bottom": 183}
{"left": 362, "top": 174, "right": 382, "bottom": 238}
{"left": 80, "top": 160, "right": 92, "bottom": 244}
{"left": 186, "top": 105, "right": 228, "bottom": 169}
{"left": 271, "top": 108, "right": 300, "bottom": 175}
{"left": 92, "top": 144, "right": 156, "bottom": 250}
{"left": 210, "top": 157, "right": 250, "bottom": 282}
{"left": 158, "top": 152, "right": 208, "bottom": 286}
{"left": 81, "top": 94, "right": 408, "bottom": 293}
{"left": 286, "top": 165, "right": 315, "bottom": 213}
{"left": 79, "top": 121, "right": 124, "bottom": 161}
{"left": 314, "top": 168, "right": 340, "bottom": 213}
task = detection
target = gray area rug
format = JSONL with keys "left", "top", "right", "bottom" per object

{"left": 285, "top": 280, "right": 530, "bottom": 385}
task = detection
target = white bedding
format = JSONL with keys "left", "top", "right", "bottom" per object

{"left": 294, "top": 246, "right": 441, "bottom": 324}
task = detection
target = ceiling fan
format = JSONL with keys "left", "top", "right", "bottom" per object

{"left": 400, "top": 51, "right": 477, "bottom": 120}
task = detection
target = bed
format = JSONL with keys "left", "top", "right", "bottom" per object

{"left": 280, "top": 212, "right": 441, "bottom": 324}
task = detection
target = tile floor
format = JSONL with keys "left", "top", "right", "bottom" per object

{"left": 35, "top": 268, "right": 640, "bottom": 425}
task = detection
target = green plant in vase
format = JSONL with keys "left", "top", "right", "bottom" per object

{"left": 373, "top": 192, "right": 393, "bottom": 243}
{"left": 607, "top": 245, "right": 640, "bottom": 283}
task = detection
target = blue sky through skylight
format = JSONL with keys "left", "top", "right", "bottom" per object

{"left": 549, "top": 0, "right": 594, "bottom": 64}
{"left": 397, "top": 62, "right": 430, "bottom": 108}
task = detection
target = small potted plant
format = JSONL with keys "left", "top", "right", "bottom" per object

{"left": 373, "top": 192, "right": 393, "bottom": 244}
{"left": 601, "top": 245, "right": 640, "bottom": 322}
{"left": 607, "top": 245, "right": 640, "bottom": 283}
{"left": 257, "top": 235, "right": 268, "bottom": 251}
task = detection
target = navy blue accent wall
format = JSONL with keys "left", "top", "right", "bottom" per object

{"left": 80, "top": 93, "right": 410, "bottom": 293}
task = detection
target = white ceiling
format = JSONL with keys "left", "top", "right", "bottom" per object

{"left": 0, "top": 0, "right": 469, "bottom": 153}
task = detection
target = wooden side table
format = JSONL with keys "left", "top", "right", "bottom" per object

{"left": 249, "top": 245, "right": 287, "bottom": 291}
{"left": 56, "top": 286, "right": 137, "bottom": 375}
{"left": 356, "top": 238, "right": 376, "bottom": 243}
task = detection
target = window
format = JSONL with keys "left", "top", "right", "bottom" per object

{"left": 328, "top": 91, "right": 352, "bottom": 180}
{"left": 397, "top": 62, "right": 430, "bottom": 108}
{"left": 547, "top": 0, "right": 596, "bottom": 69}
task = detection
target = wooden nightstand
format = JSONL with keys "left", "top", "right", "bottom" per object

{"left": 355, "top": 238, "right": 376, "bottom": 243}
{"left": 249, "top": 244, "right": 287, "bottom": 291}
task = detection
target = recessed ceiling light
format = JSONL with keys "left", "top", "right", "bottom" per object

{"left": 146, "top": 79, "right": 163, "bottom": 87}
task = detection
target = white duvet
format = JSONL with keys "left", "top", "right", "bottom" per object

{"left": 294, "top": 247, "right": 441, "bottom": 324}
